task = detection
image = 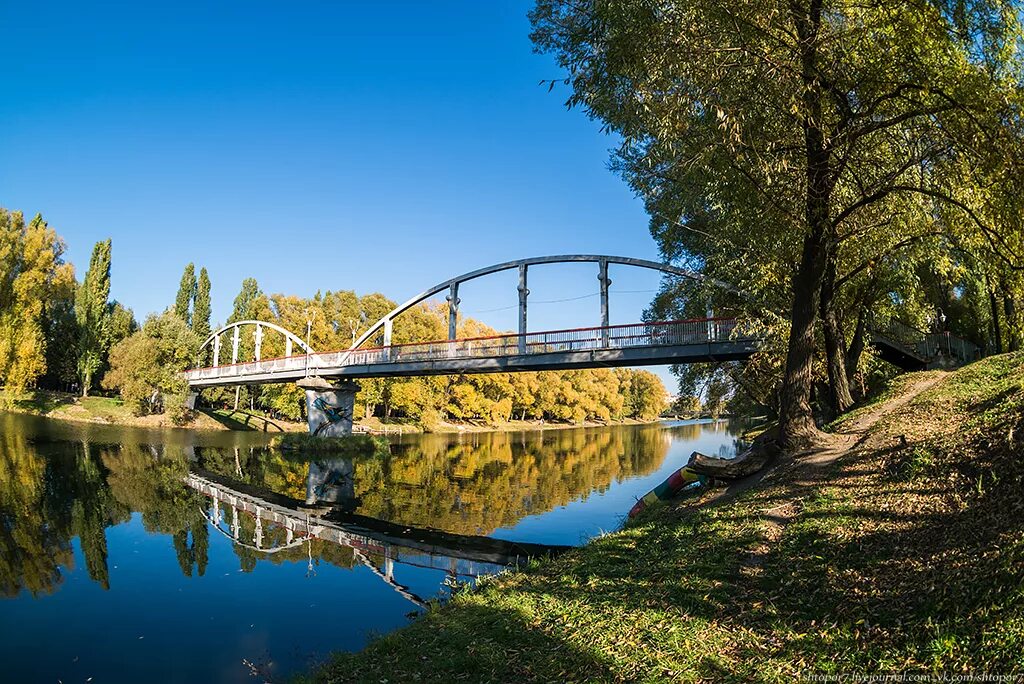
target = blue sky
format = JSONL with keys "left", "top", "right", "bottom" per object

{"left": 1, "top": 1, "right": 677, "bottom": 388}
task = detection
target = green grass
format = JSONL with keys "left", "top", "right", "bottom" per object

{"left": 74, "top": 395, "right": 134, "bottom": 421}
{"left": 1, "top": 390, "right": 132, "bottom": 422}
{"left": 305, "top": 353, "right": 1024, "bottom": 682}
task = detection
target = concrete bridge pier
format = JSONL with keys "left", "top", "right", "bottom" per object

{"left": 298, "top": 377, "right": 360, "bottom": 437}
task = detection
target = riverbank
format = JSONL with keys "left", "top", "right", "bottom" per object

{"left": 0, "top": 389, "right": 665, "bottom": 435}
{"left": 0, "top": 390, "right": 236, "bottom": 431}
{"left": 308, "top": 353, "right": 1024, "bottom": 682}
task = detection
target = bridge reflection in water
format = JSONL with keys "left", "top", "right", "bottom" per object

{"left": 186, "top": 463, "right": 570, "bottom": 608}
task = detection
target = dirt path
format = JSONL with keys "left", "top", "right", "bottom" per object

{"left": 708, "top": 373, "right": 946, "bottom": 503}
{"left": 725, "top": 373, "right": 947, "bottom": 574}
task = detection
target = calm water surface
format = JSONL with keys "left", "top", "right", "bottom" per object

{"left": 0, "top": 412, "right": 741, "bottom": 683}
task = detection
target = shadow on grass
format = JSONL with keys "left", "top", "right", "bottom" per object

{"left": 311, "top": 599, "right": 764, "bottom": 684}
{"left": 310, "top": 363, "right": 1024, "bottom": 681}
{"left": 11, "top": 391, "right": 76, "bottom": 414}
{"left": 200, "top": 409, "right": 284, "bottom": 432}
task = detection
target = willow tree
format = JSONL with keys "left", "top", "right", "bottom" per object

{"left": 531, "top": 0, "right": 1024, "bottom": 447}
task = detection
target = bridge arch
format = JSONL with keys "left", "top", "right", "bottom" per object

{"left": 348, "top": 254, "right": 739, "bottom": 353}
{"left": 199, "top": 319, "right": 316, "bottom": 367}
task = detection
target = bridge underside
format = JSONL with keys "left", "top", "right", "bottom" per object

{"left": 186, "top": 340, "right": 758, "bottom": 388}
{"left": 871, "top": 335, "right": 929, "bottom": 371}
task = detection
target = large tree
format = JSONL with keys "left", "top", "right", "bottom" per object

{"left": 102, "top": 312, "right": 200, "bottom": 423}
{"left": 531, "top": 0, "right": 1024, "bottom": 447}
{"left": 174, "top": 263, "right": 196, "bottom": 326}
{"left": 193, "top": 267, "right": 211, "bottom": 342}
{"left": 227, "top": 277, "right": 261, "bottom": 325}
{"left": 0, "top": 211, "right": 75, "bottom": 402}
{"left": 75, "top": 239, "right": 112, "bottom": 396}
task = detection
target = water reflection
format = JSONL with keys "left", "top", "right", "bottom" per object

{"left": 187, "top": 465, "right": 569, "bottom": 608}
{"left": 0, "top": 412, "right": 743, "bottom": 682}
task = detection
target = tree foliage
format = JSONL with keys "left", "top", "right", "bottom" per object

{"left": 531, "top": 0, "right": 1024, "bottom": 446}
{"left": 103, "top": 312, "right": 200, "bottom": 423}
{"left": 193, "top": 267, "right": 211, "bottom": 343}
{"left": 0, "top": 211, "right": 75, "bottom": 403}
{"left": 75, "top": 239, "right": 112, "bottom": 396}
{"left": 174, "top": 263, "right": 196, "bottom": 326}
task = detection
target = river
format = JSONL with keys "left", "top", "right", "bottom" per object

{"left": 0, "top": 412, "right": 741, "bottom": 682}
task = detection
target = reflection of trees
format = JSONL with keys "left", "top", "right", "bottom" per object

{"left": 0, "top": 428, "right": 223, "bottom": 596}
{"left": 357, "top": 427, "right": 671, "bottom": 535}
{"left": 197, "top": 426, "right": 672, "bottom": 536}
{"left": 0, "top": 428, "right": 73, "bottom": 596}
{"left": 101, "top": 444, "right": 211, "bottom": 577}
{"left": 0, "top": 416, "right": 688, "bottom": 596}
{"left": 0, "top": 428, "right": 129, "bottom": 596}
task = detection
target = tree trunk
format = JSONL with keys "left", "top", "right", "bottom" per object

{"left": 846, "top": 308, "right": 867, "bottom": 392}
{"left": 779, "top": 229, "right": 830, "bottom": 447}
{"left": 988, "top": 278, "right": 1003, "bottom": 354}
{"left": 1001, "top": 275, "right": 1018, "bottom": 351}
{"left": 779, "top": 0, "right": 830, "bottom": 450}
{"left": 820, "top": 255, "right": 853, "bottom": 415}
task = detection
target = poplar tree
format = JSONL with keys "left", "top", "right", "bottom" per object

{"left": 227, "top": 277, "right": 260, "bottom": 324}
{"left": 174, "top": 263, "right": 196, "bottom": 326}
{"left": 75, "top": 239, "right": 112, "bottom": 396}
{"left": 193, "top": 267, "right": 211, "bottom": 341}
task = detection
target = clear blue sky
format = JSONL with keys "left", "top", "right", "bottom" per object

{"left": 1, "top": 1, "right": 678, "bottom": 389}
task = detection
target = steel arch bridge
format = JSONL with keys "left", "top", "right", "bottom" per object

{"left": 184, "top": 254, "right": 759, "bottom": 389}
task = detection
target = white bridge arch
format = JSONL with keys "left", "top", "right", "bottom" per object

{"left": 199, "top": 319, "right": 316, "bottom": 367}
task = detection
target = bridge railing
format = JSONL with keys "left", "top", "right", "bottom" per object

{"left": 185, "top": 317, "right": 746, "bottom": 382}
{"left": 871, "top": 318, "right": 980, "bottom": 366}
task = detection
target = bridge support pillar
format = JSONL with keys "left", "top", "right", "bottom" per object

{"left": 299, "top": 377, "right": 360, "bottom": 437}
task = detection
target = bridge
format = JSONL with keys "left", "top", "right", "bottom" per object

{"left": 184, "top": 255, "right": 760, "bottom": 436}
{"left": 186, "top": 465, "right": 569, "bottom": 608}
{"left": 871, "top": 319, "right": 980, "bottom": 371}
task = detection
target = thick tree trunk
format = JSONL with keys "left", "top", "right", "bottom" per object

{"left": 779, "top": 0, "right": 830, "bottom": 450}
{"left": 820, "top": 255, "right": 853, "bottom": 415}
{"left": 779, "top": 230, "right": 830, "bottom": 447}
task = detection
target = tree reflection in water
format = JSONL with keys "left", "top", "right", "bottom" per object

{"left": 0, "top": 419, "right": 736, "bottom": 597}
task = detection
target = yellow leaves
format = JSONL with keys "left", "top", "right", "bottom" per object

{"left": 0, "top": 209, "right": 70, "bottom": 394}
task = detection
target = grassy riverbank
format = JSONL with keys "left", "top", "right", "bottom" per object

{"left": 309, "top": 353, "right": 1024, "bottom": 682}
{"left": 1, "top": 389, "right": 665, "bottom": 435}
{"left": 0, "top": 390, "right": 235, "bottom": 430}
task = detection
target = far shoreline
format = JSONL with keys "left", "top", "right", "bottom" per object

{"left": 0, "top": 389, "right": 705, "bottom": 436}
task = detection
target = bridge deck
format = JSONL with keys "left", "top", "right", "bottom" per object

{"left": 185, "top": 318, "right": 758, "bottom": 388}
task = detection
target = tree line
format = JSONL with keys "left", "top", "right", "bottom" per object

{"left": 0, "top": 212, "right": 668, "bottom": 426}
{"left": 530, "top": 0, "right": 1024, "bottom": 446}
